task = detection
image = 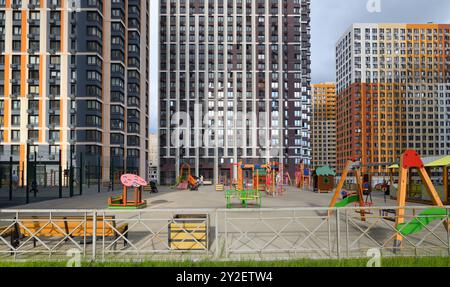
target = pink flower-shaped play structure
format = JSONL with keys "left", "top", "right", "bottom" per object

{"left": 121, "top": 174, "right": 148, "bottom": 188}
{"left": 109, "top": 174, "right": 148, "bottom": 209}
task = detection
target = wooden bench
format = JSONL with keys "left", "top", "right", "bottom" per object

{"left": 0, "top": 226, "right": 17, "bottom": 249}
{"left": 11, "top": 216, "right": 129, "bottom": 249}
{"left": 0, "top": 226, "right": 14, "bottom": 237}
{"left": 0, "top": 225, "right": 19, "bottom": 255}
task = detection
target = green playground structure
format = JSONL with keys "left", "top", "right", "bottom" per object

{"left": 397, "top": 207, "right": 450, "bottom": 236}
{"left": 226, "top": 189, "right": 261, "bottom": 209}
{"left": 335, "top": 195, "right": 360, "bottom": 208}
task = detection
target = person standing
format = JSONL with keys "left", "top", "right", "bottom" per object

{"left": 31, "top": 180, "right": 39, "bottom": 194}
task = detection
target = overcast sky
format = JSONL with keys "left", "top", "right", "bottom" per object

{"left": 149, "top": 0, "right": 450, "bottom": 132}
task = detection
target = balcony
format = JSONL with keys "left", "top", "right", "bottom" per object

{"left": 27, "top": 94, "right": 39, "bottom": 99}
{"left": 27, "top": 64, "right": 39, "bottom": 70}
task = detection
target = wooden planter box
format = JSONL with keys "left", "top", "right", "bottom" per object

{"left": 168, "top": 214, "right": 209, "bottom": 251}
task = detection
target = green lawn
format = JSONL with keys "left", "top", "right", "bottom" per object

{"left": 1, "top": 257, "right": 449, "bottom": 267}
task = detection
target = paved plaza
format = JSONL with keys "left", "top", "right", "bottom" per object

{"left": 0, "top": 184, "right": 401, "bottom": 210}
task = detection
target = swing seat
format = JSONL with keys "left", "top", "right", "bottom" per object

{"left": 354, "top": 202, "right": 374, "bottom": 214}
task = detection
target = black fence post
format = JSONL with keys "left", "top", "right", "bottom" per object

{"left": 87, "top": 164, "right": 91, "bottom": 188}
{"left": 79, "top": 152, "right": 83, "bottom": 196}
{"left": 26, "top": 143, "right": 29, "bottom": 204}
{"left": 110, "top": 157, "right": 114, "bottom": 192}
{"left": 33, "top": 150, "right": 37, "bottom": 198}
{"left": 69, "top": 145, "right": 74, "bottom": 198}
{"left": 44, "top": 168, "right": 47, "bottom": 188}
{"left": 9, "top": 156, "right": 12, "bottom": 201}
{"left": 59, "top": 149, "right": 62, "bottom": 199}
{"left": 97, "top": 155, "right": 101, "bottom": 193}
{"left": 21, "top": 168, "right": 24, "bottom": 189}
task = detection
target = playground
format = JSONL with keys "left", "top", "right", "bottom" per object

{"left": 2, "top": 183, "right": 395, "bottom": 211}
{"left": 1, "top": 150, "right": 450, "bottom": 262}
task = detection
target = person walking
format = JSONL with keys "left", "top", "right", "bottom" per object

{"left": 11, "top": 171, "right": 19, "bottom": 189}
{"left": 30, "top": 179, "right": 39, "bottom": 194}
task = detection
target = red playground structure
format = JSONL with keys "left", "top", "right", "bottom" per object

{"left": 295, "top": 163, "right": 312, "bottom": 190}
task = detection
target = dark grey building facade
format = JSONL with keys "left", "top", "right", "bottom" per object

{"left": 159, "top": 0, "right": 311, "bottom": 185}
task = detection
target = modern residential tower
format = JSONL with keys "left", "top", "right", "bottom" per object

{"left": 311, "top": 82, "right": 336, "bottom": 169}
{"left": 336, "top": 23, "right": 450, "bottom": 175}
{"left": 159, "top": 0, "right": 312, "bottom": 184}
{"left": 148, "top": 133, "right": 159, "bottom": 183}
{"left": 0, "top": 0, "right": 150, "bottom": 184}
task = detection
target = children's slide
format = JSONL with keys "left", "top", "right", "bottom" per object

{"left": 177, "top": 181, "right": 189, "bottom": 190}
{"left": 397, "top": 208, "right": 450, "bottom": 236}
{"left": 335, "top": 195, "right": 359, "bottom": 208}
{"left": 188, "top": 175, "right": 198, "bottom": 188}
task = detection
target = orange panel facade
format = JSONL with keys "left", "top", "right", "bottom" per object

{"left": 336, "top": 24, "right": 450, "bottom": 175}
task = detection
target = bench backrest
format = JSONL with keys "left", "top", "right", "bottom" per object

{"left": 17, "top": 216, "right": 118, "bottom": 237}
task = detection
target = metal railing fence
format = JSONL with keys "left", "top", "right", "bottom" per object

{"left": 0, "top": 206, "right": 449, "bottom": 261}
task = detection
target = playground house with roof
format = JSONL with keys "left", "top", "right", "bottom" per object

{"left": 313, "top": 166, "right": 336, "bottom": 193}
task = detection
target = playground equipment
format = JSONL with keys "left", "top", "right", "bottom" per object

{"left": 226, "top": 189, "right": 262, "bottom": 208}
{"left": 176, "top": 163, "right": 199, "bottom": 191}
{"left": 328, "top": 159, "right": 372, "bottom": 220}
{"left": 388, "top": 154, "right": 450, "bottom": 204}
{"left": 108, "top": 174, "right": 147, "bottom": 209}
{"left": 225, "top": 161, "right": 291, "bottom": 207}
{"left": 264, "top": 162, "right": 288, "bottom": 196}
{"left": 226, "top": 162, "right": 263, "bottom": 208}
{"left": 313, "top": 166, "right": 336, "bottom": 193}
{"left": 243, "top": 162, "right": 287, "bottom": 196}
{"left": 229, "top": 162, "right": 262, "bottom": 191}
{"left": 255, "top": 165, "right": 269, "bottom": 194}
{"left": 390, "top": 150, "right": 450, "bottom": 248}
{"left": 295, "top": 163, "right": 312, "bottom": 190}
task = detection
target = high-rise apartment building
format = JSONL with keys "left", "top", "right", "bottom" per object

{"left": 159, "top": 0, "right": 311, "bottom": 184}
{"left": 311, "top": 83, "right": 336, "bottom": 169}
{"left": 336, "top": 23, "right": 450, "bottom": 174}
{"left": 0, "top": 0, "right": 150, "bottom": 183}
{"left": 148, "top": 133, "right": 159, "bottom": 183}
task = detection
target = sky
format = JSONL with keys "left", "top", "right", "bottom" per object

{"left": 149, "top": 0, "right": 450, "bottom": 133}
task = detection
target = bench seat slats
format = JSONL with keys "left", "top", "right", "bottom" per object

{"left": 15, "top": 216, "right": 127, "bottom": 238}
